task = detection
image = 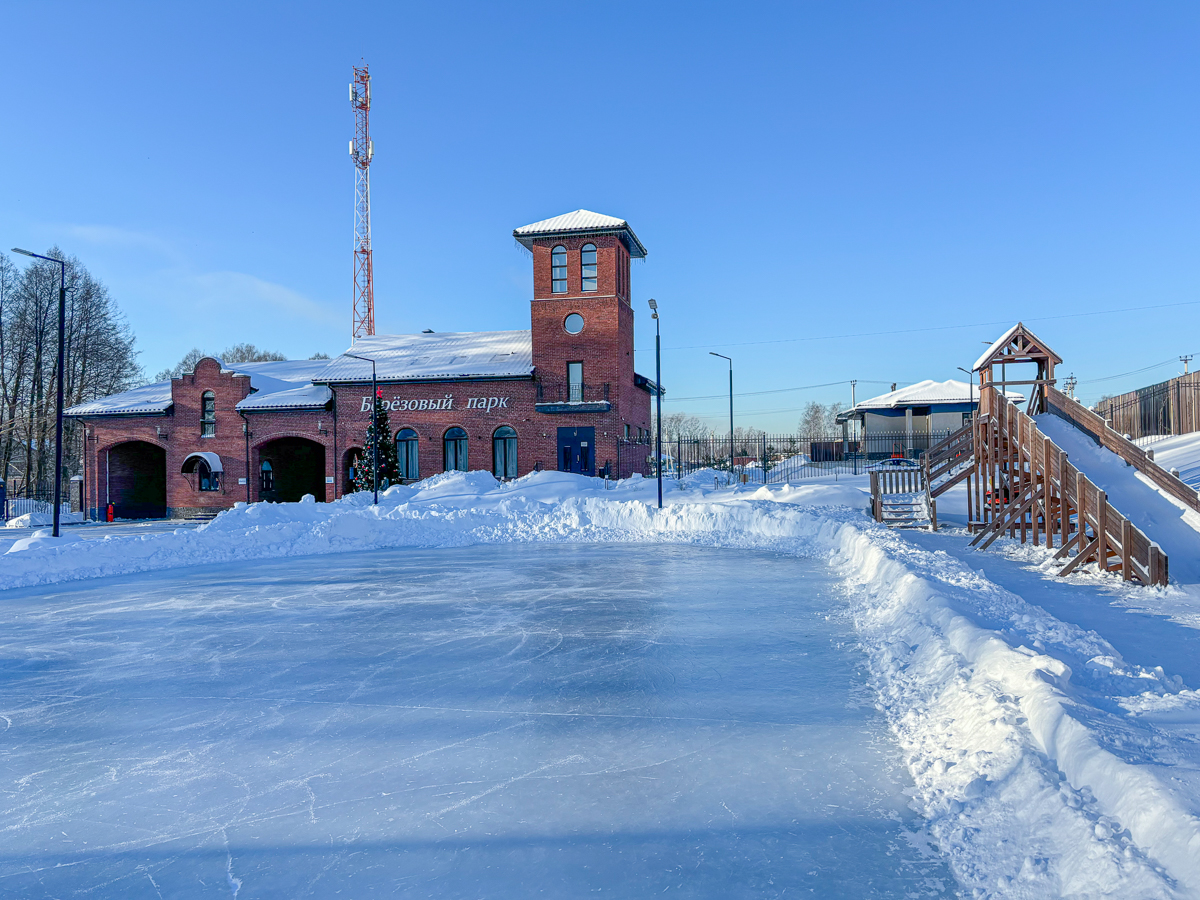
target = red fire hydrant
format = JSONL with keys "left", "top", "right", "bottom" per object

{"left": 106, "top": 503, "right": 114, "bottom": 522}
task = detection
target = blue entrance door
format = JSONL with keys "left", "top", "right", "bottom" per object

{"left": 557, "top": 426, "right": 596, "bottom": 476}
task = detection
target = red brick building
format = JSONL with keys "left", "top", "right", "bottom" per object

{"left": 67, "top": 210, "right": 656, "bottom": 519}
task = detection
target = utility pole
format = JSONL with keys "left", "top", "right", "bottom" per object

{"left": 350, "top": 64, "right": 375, "bottom": 341}
{"left": 850, "top": 380, "right": 857, "bottom": 439}
{"left": 1181, "top": 355, "right": 1192, "bottom": 376}
{"left": 1064, "top": 374, "right": 1078, "bottom": 399}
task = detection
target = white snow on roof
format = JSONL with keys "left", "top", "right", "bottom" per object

{"left": 237, "top": 382, "right": 332, "bottom": 411}
{"left": 972, "top": 322, "right": 1062, "bottom": 371}
{"left": 513, "top": 209, "right": 647, "bottom": 258}
{"left": 66, "top": 358, "right": 331, "bottom": 418}
{"left": 317, "top": 331, "right": 534, "bottom": 384}
{"left": 65, "top": 380, "right": 174, "bottom": 416}
{"left": 852, "top": 379, "right": 1023, "bottom": 412}
{"left": 225, "top": 359, "right": 331, "bottom": 397}
{"left": 972, "top": 323, "right": 1023, "bottom": 372}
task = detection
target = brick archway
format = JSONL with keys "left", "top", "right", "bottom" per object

{"left": 256, "top": 436, "right": 326, "bottom": 503}
{"left": 105, "top": 441, "right": 167, "bottom": 519}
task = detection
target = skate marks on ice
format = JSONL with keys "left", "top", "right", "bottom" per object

{"left": 0, "top": 544, "right": 953, "bottom": 898}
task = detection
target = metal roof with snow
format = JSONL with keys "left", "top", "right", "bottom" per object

{"left": 66, "top": 358, "right": 332, "bottom": 418}
{"left": 513, "top": 210, "right": 647, "bottom": 258}
{"left": 316, "top": 330, "right": 534, "bottom": 384}
{"left": 844, "top": 379, "right": 1024, "bottom": 415}
{"left": 65, "top": 380, "right": 175, "bottom": 416}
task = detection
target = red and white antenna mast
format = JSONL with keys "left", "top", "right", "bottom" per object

{"left": 350, "top": 64, "right": 374, "bottom": 339}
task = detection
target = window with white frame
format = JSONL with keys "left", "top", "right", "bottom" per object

{"left": 551, "top": 245, "right": 567, "bottom": 293}
{"left": 581, "top": 243, "right": 597, "bottom": 292}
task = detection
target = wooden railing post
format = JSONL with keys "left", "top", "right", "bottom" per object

{"left": 1121, "top": 518, "right": 1133, "bottom": 582}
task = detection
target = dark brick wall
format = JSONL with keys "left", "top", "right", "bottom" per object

{"left": 73, "top": 219, "right": 653, "bottom": 518}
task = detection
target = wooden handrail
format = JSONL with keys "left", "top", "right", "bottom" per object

{"left": 974, "top": 386, "right": 1167, "bottom": 585}
{"left": 1046, "top": 386, "right": 1200, "bottom": 515}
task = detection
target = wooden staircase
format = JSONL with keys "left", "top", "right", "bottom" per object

{"left": 969, "top": 386, "right": 1168, "bottom": 585}
{"left": 870, "top": 468, "right": 932, "bottom": 529}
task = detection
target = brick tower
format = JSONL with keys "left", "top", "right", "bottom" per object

{"left": 514, "top": 210, "right": 651, "bottom": 475}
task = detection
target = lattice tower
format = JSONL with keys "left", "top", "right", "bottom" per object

{"left": 350, "top": 65, "right": 374, "bottom": 339}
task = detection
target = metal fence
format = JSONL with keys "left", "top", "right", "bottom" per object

{"left": 1094, "top": 375, "right": 1200, "bottom": 443}
{"left": 0, "top": 483, "right": 76, "bottom": 523}
{"left": 620, "top": 430, "right": 956, "bottom": 484}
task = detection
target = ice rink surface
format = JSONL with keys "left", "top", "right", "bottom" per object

{"left": 0, "top": 544, "right": 955, "bottom": 898}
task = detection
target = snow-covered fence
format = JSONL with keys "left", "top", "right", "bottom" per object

{"left": 2, "top": 496, "right": 72, "bottom": 523}
{"left": 635, "top": 430, "right": 956, "bottom": 484}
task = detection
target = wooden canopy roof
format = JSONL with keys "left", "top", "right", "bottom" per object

{"left": 973, "top": 322, "right": 1062, "bottom": 373}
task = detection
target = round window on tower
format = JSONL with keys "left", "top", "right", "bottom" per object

{"left": 563, "top": 313, "right": 585, "bottom": 335}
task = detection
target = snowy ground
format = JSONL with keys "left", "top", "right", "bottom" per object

{"left": 4, "top": 453, "right": 1200, "bottom": 897}
{"left": 0, "top": 519, "right": 201, "bottom": 555}
{"left": 0, "top": 544, "right": 953, "bottom": 898}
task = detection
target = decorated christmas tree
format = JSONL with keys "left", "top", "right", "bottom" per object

{"left": 352, "top": 389, "right": 400, "bottom": 493}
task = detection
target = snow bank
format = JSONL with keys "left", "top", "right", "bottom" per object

{"left": 1138, "top": 431, "right": 1200, "bottom": 491}
{"left": 4, "top": 510, "right": 85, "bottom": 528}
{"left": 3, "top": 471, "right": 1200, "bottom": 895}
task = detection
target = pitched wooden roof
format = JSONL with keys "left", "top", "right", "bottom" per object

{"left": 972, "top": 322, "right": 1062, "bottom": 372}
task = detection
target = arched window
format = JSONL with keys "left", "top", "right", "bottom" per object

{"left": 182, "top": 452, "right": 222, "bottom": 491}
{"left": 198, "top": 459, "right": 219, "bottom": 491}
{"left": 443, "top": 427, "right": 468, "bottom": 472}
{"left": 581, "top": 243, "right": 597, "bottom": 292}
{"left": 260, "top": 460, "right": 274, "bottom": 492}
{"left": 492, "top": 426, "right": 517, "bottom": 480}
{"left": 396, "top": 428, "right": 420, "bottom": 481}
{"left": 551, "top": 245, "right": 567, "bottom": 293}
{"left": 201, "top": 391, "right": 216, "bottom": 437}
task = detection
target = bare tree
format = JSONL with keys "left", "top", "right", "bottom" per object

{"left": 219, "top": 343, "right": 287, "bottom": 364}
{"left": 798, "top": 401, "right": 840, "bottom": 435}
{"left": 651, "top": 411, "right": 707, "bottom": 441}
{"left": 154, "top": 343, "right": 287, "bottom": 381}
{"left": 0, "top": 249, "right": 141, "bottom": 494}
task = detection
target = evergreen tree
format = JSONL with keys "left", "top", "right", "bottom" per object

{"left": 352, "top": 389, "right": 399, "bottom": 492}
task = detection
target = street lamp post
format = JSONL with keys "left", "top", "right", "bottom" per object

{"left": 957, "top": 366, "right": 975, "bottom": 420}
{"left": 12, "top": 248, "right": 67, "bottom": 537}
{"left": 709, "top": 352, "right": 733, "bottom": 483}
{"left": 345, "top": 353, "right": 379, "bottom": 505}
{"left": 648, "top": 299, "right": 663, "bottom": 509}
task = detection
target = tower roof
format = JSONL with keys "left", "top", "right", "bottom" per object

{"left": 513, "top": 209, "right": 647, "bottom": 258}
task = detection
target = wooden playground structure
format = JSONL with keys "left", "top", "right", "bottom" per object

{"left": 871, "top": 323, "right": 1171, "bottom": 586}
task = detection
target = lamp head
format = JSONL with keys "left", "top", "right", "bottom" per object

{"left": 647, "top": 298, "right": 657, "bottom": 310}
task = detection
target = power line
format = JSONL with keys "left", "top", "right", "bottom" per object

{"left": 663, "top": 379, "right": 894, "bottom": 403}
{"left": 1077, "top": 357, "right": 1182, "bottom": 385}
{"left": 635, "top": 297, "right": 1200, "bottom": 354}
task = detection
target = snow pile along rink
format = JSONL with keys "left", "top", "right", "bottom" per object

{"left": 4, "top": 470, "right": 1200, "bottom": 896}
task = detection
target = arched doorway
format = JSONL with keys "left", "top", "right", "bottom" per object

{"left": 106, "top": 441, "right": 166, "bottom": 519}
{"left": 343, "top": 447, "right": 363, "bottom": 494}
{"left": 257, "top": 437, "right": 326, "bottom": 502}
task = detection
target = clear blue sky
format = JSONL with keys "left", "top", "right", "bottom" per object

{"left": 4, "top": 2, "right": 1198, "bottom": 430}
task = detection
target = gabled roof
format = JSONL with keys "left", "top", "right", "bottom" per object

{"left": 513, "top": 209, "right": 647, "bottom": 258}
{"left": 841, "top": 379, "right": 1024, "bottom": 419}
{"left": 973, "top": 322, "right": 1062, "bottom": 372}
{"left": 316, "top": 330, "right": 534, "bottom": 384}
